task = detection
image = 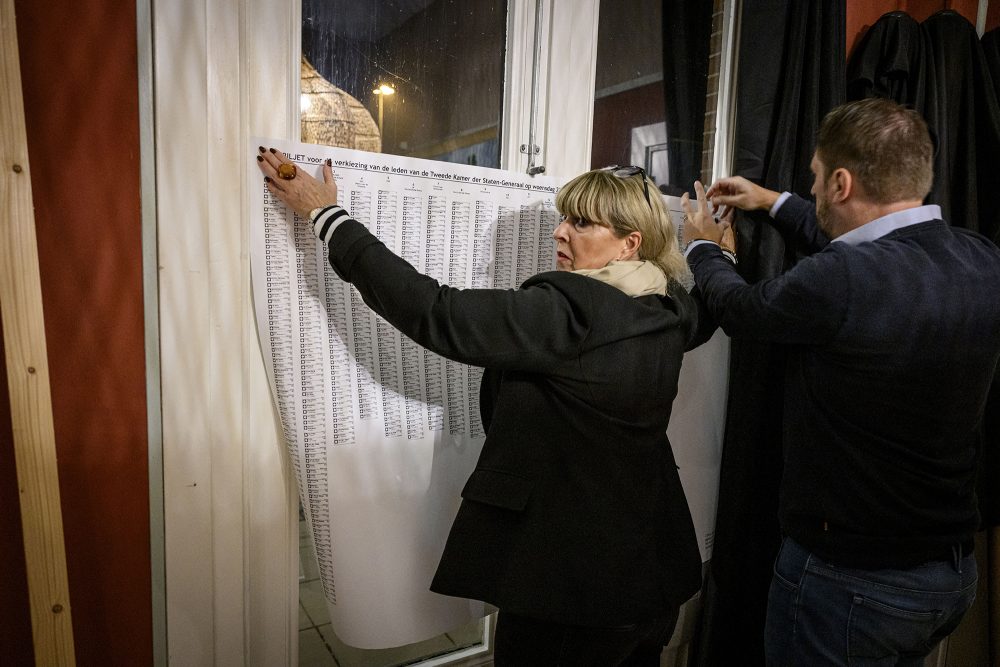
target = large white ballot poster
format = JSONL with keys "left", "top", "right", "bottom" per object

{"left": 249, "top": 140, "right": 726, "bottom": 649}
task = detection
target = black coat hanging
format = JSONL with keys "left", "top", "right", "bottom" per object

{"left": 922, "top": 10, "right": 1000, "bottom": 244}
{"left": 847, "top": 10, "right": 927, "bottom": 108}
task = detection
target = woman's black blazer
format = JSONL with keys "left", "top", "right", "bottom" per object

{"left": 327, "top": 218, "right": 710, "bottom": 627}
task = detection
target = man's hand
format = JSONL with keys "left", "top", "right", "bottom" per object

{"left": 705, "top": 176, "right": 779, "bottom": 214}
{"left": 682, "top": 181, "right": 732, "bottom": 247}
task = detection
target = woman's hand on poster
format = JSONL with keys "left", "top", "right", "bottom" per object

{"left": 256, "top": 147, "right": 338, "bottom": 219}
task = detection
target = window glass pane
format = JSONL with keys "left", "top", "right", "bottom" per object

{"left": 591, "top": 0, "right": 665, "bottom": 174}
{"left": 301, "top": 0, "right": 508, "bottom": 168}
{"left": 591, "top": 0, "right": 723, "bottom": 195}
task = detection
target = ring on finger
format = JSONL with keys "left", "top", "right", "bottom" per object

{"left": 277, "top": 163, "right": 297, "bottom": 180}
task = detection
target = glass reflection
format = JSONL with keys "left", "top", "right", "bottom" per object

{"left": 591, "top": 0, "right": 722, "bottom": 195}
{"left": 301, "top": 0, "right": 508, "bottom": 168}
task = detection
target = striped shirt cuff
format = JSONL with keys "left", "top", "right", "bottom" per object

{"left": 311, "top": 205, "right": 353, "bottom": 244}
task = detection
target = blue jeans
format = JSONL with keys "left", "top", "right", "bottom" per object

{"left": 764, "top": 537, "right": 977, "bottom": 666}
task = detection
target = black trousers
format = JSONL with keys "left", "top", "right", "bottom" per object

{"left": 493, "top": 606, "right": 679, "bottom": 667}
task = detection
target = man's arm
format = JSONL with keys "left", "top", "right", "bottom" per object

{"left": 685, "top": 243, "right": 847, "bottom": 344}
{"left": 682, "top": 178, "right": 845, "bottom": 344}
{"left": 770, "top": 193, "right": 831, "bottom": 254}
{"left": 708, "top": 176, "right": 830, "bottom": 254}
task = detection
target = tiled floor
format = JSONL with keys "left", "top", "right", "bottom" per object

{"left": 298, "top": 516, "right": 488, "bottom": 666}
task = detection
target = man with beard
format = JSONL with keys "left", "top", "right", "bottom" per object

{"left": 680, "top": 97, "right": 1000, "bottom": 666}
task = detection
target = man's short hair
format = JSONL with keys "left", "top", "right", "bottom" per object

{"left": 816, "top": 98, "right": 933, "bottom": 203}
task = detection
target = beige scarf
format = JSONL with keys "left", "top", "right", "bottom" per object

{"left": 572, "top": 260, "right": 667, "bottom": 297}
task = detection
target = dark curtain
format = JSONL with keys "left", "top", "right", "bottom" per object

{"left": 922, "top": 11, "right": 1000, "bottom": 245}
{"left": 983, "top": 28, "right": 1000, "bottom": 532}
{"left": 690, "top": 2, "right": 845, "bottom": 665}
{"left": 661, "top": 0, "right": 714, "bottom": 195}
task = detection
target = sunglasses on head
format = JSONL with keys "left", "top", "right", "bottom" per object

{"left": 601, "top": 165, "right": 651, "bottom": 209}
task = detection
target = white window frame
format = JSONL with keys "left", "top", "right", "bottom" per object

{"left": 502, "top": 0, "right": 601, "bottom": 178}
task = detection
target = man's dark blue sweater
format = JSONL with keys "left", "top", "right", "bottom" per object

{"left": 687, "top": 194, "right": 1000, "bottom": 568}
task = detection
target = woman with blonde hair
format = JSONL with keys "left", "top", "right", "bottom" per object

{"left": 258, "top": 150, "right": 729, "bottom": 665}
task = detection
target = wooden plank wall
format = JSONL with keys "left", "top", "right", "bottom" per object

{"left": 0, "top": 0, "right": 77, "bottom": 660}
{"left": 0, "top": 0, "right": 151, "bottom": 664}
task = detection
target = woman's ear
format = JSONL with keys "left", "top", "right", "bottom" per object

{"left": 620, "top": 231, "right": 642, "bottom": 260}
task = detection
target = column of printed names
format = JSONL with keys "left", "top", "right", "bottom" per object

{"left": 400, "top": 190, "right": 427, "bottom": 441}
{"left": 347, "top": 186, "right": 379, "bottom": 429}
{"left": 423, "top": 191, "right": 447, "bottom": 433}
{"left": 374, "top": 188, "right": 405, "bottom": 438}
{"left": 444, "top": 200, "right": 470, "bottom": 437}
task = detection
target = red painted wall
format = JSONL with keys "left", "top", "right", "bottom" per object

{"left": 989, "top": 1, "right": 1000, "bottom": 31}
{"left": 1, "top": 1, "right": 152, "bottom": 664}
